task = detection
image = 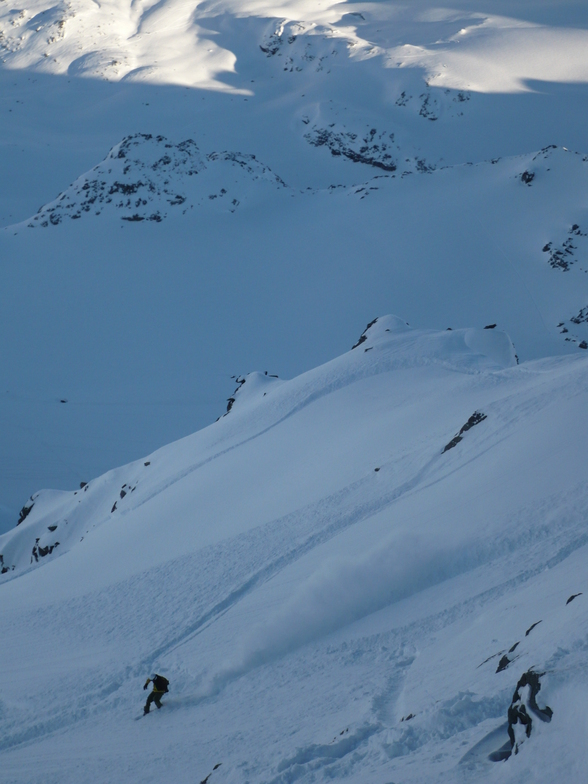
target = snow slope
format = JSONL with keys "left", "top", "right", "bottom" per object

{"left": 2, "top": 0, "right": 588, "bottom": 529}
{"left": 3, "top": 134, "right": 588, "bottom": 531}
{"left": 2, "top": 0, "right": 588, "bottom": 778}
{"left": 1, "top": 316, "right": 588, "bottom": 784}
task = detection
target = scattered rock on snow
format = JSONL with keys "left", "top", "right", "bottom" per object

{"left": 16, "top": 134, "right": 288, "bottom": 229}
{"left": 418, "top": 92, "right": 438, "bottom": 121}
{"left": 305, "top": 125, "right": 398, "bottom": 172}
{"left": 525, "top": 620, "right": 542, "bottom": 636}
{"left": 200, "top": 762, "right": 222, "bottom": 784}
{"left": 543, "top": 223, "right": 587, "bottom": 273}
{"left": 17, "top": 497, "right": 35, "bottom": 526}
{"left": 352, "top": 318, "right": 378, "bottom": 349}
{"left": 442, "top": 412, "right": 487, "bottom": 454}
{"left": 224, "top": 377, "right": 247, "bottom": 415}
{"left": 220, "top": 372, "right": 282, "bottom": 419}
{"left": 31, "top": 538, "right": 60, "bottom": 563}
{"left": 487, "top": 670, "right": 552, "bottom": 761}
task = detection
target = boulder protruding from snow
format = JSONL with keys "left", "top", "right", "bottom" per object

{"left": 17, "top": 497, "right": 35, "bottom": 526}
{"left": 442, "top": 412, "right": 487, "bottom": 454}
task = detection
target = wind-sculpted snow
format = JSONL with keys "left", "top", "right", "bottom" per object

{"left": 2, "top": 0, "right": 588, "bottom": 96}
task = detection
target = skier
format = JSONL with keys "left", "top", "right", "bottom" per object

{"left": 143, "top": 673, "right": 170, "bottom": 714}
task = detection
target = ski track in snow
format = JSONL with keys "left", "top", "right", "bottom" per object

{"left": 1, "top": 1, "right": 588, "bottom": 781}
{"left": 2, "top": 10, "right": 588, "bottom": 527}
{"left": 1, "top": 321, "right": 588, "bottom": 784}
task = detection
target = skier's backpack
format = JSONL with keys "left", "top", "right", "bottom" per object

{"left": 153, "top": 674, "right": 169, "bottom": 693}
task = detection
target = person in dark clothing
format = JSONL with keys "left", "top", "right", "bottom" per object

{"left": 143, "top": 673, "right": 169, "bottom": 714}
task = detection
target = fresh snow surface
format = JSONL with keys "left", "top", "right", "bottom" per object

{"left": 3, "top": 139, "right": 588, "bottom": 531}
{"left": 2, "top": 0, "right": 588, "bottom": 529}
{"left": 1, "top": 316, "right": 588, "bottom": 784}
{"left": 1, "top": 3, "right": 588, "bottom": 777}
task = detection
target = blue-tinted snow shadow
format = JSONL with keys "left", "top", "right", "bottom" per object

{"left": 1, "top": 60, "right": 588, "bottom": 526}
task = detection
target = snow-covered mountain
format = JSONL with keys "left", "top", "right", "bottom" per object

{"left": 14, "top": 133, "right": 288, "bottom": 227}
{"left": 1, "top": 316, "right": 588, "bottom": 784}
{"left": 2, "top": 1, "right": 588, "bottom": 780}
{"left": 1, "top": 0, "right": 588, "bottom": 530}
{"left": 3, "top": 133, "right": 588, "bottom": 532}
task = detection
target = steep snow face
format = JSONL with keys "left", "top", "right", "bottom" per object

{"left": 1, "top": 1, "right": 588, "bottom": 533}
{"left": 1, "top": 318, "right": 588, "bottom": 784}
{"left": 3, "top": 141, "right": 588, "bottom": 532}
{"left": 0, "top": 316, "right": 519, "bottom": 580}
{"left": 2, "top": 2, "right": 588, "bottom": 778}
